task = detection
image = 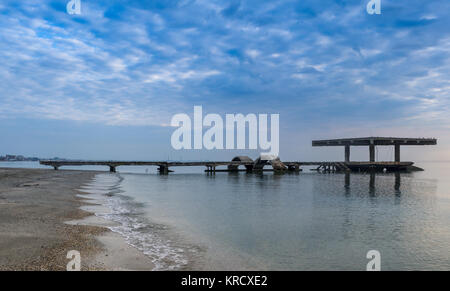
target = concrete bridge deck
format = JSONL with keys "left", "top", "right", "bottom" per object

{"left": 39, "top": 159, "right": 417, "bottom": 174}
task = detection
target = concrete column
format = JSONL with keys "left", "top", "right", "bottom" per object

{"left": 158, "top": 165, "right": 169, "bottom": 175}
{"left": 288, "top": 165, "right": 298, "bottom": 172}
{"left": 369, "top": 144, "right": 375, "bottom": 162}
{"left": 228, "top": 165, "right": 238, "bottom": 172}
{"left": 395, "top": 144, "right": 401, "bottom": 162}
{"left": 345, "top": 145, "right": 350, "bottom": 162}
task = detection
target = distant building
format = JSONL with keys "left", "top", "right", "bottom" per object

{"left": 0, "top": 154, "right": 41, "bottom": 162}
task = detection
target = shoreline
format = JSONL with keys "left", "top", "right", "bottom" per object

{"left": 0, "top": 168, "right": 153, "bottom": 271}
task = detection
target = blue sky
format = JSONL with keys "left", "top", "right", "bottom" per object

{"left": 0, "top": 0, "right": 449, "bottom": 161}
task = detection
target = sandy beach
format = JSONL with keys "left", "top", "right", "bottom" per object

{"left": 0, "top": 168, "right": 154, "bottom": 271}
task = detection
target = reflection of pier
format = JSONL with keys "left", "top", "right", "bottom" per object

{"left": 39, "top": 137, "right": 436, "bottom": 174}
{"left": 344, "top": 172, "right": 402, "bottom": 192}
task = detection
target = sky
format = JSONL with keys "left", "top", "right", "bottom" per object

{"left": 0, "top": 0, "right": 449, "bottom": 161}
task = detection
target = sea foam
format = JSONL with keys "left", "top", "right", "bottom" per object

{"left": 79, "top": 173, "right": 188, "bottom": 270}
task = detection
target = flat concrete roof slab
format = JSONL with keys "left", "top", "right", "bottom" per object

{"left": 312, "top": 137, "right": 437, "bottom": 146}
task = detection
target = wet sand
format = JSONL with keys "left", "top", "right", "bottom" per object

{"left": 0, "top": 168, "right": 154, "bottom": 271}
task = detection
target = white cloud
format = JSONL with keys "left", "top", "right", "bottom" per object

{"left": 245, "top": 49, "right": 261, "bottom": 59}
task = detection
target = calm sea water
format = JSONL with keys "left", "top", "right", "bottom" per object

{"left": 3, "top": 161, "right": 450, "bottom": 270}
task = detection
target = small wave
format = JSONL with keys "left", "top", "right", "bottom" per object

{"left": 80, "top": 173, "right": 188, "bottom": 270}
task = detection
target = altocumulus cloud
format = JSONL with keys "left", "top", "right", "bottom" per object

{"left": 0, "top": 0, "right": 449, "bottom": 129}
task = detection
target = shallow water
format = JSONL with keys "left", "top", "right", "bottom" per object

{"left": 84, "top": 162, "right": 450, "bottom": 271}
{"left": 4, "top": 161, "right": 450, "bottom": 270}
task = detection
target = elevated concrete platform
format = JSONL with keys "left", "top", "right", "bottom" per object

{"left": 312, "top": 137, "right": 437, "bottom": 162}
{"left": 312, "top": 137, "right": 437, "bottom": 146}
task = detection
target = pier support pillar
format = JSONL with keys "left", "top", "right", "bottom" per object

{"left": 369, "top": 144, "right": 375, "bottom": 162}
{"left": 227, "top": 165, "right": 239, "bottom": 172}
{"left": 53, "top": 166, "right": 59, "bottom": 171}
{"left": 395, "top": 144, "right": 401, "bottom": 162}
{"left": 345, "top": 145, "right": 350, "bottom": 162}
{"left": 158, "top": 165, "right": 169, "bottom": 175}
{"left": 109, "top": 166, "right": 116, "bottom": 173}
{"left": 206, "top": 166, "right": 216, "bottom": 175}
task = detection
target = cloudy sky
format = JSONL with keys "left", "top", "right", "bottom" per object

{"left": 0, "top": 0, "right": 449, "bottom": 161}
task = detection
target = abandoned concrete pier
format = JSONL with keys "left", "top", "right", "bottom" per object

{"left": 40, "top": 137, "right": 437, "bottom": 174}
{"left": 312, "top": 137, "right": 437, "bottom": 163}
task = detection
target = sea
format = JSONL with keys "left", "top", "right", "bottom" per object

{"left": 2, "top": 161, "right": 450, "bottom": 270}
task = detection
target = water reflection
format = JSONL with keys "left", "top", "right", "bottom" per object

{"left": 395, "top": 172, "right": 401, "bottom": 192}
{"left": 343, "top": 172, "right": 402, "bottom": 194}
{"left": 308, "top": 170, "right": 443, "bottom": 270}
{"left": 114, "top": 166, "right": 447, "bottom": 271}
